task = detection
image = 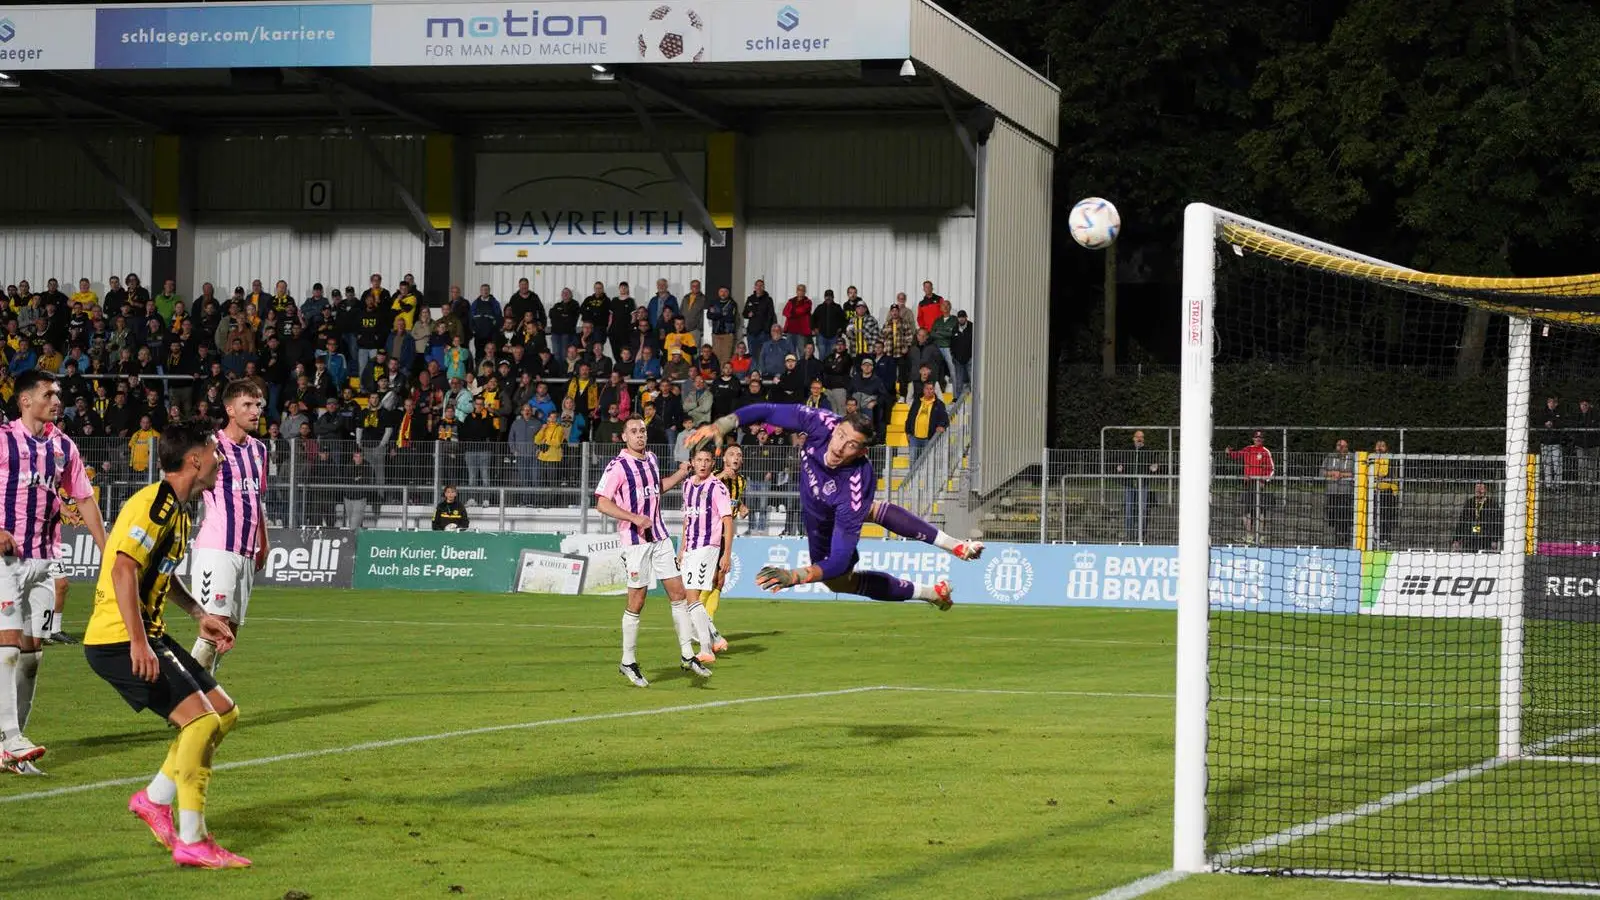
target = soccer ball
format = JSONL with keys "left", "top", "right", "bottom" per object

{"left": 638, "top": 5, "right": 706, "bottom": 62}
{"left": 1068, "top": 197, "right": 1120, "bottom": 250}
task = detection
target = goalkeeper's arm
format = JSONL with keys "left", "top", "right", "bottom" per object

{"left": 689, "top": 403, "right": 824, "bottom": 449}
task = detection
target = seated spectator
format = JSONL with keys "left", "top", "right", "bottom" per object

{"left": 757, "top": 325, "right": 793, "bottom": 377}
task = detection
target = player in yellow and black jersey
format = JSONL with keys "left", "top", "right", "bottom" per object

{"left": 82, "top": 421, "right": 252, "bottom": 870}
{"left": 697, "top": 444, "right": 749, "bottom": 652}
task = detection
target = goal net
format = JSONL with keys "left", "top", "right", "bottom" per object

{"left": 1173, "top": 204, "right": 1600, "bottom": 888}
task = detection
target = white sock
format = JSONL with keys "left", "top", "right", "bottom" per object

{"left": 669, "top": 601, "right": 694, "bottom": 658}
{"left": 620, "top": 610, "right": 640, "bottom": 666}
{"left": 178, "top": 809, "right": 206, "bottom": 845}
{"left": 0, "top": 647, "right": 20, "bottom": 739}
{"left": 15, "top": 650, "right": 39, "bottom": 730}
{"left": 687, "top": 601, "right": 714, "bottom": 653}
{"left": 932, "top": 529, "right": 960, "bottom": 553}
{"left": 50, "top": 614, "right": 63, "bottom": 635}
{"left": 912, "top": 582, "right": 939, "bottom": 601}
{"left": 148, "top": 771, "right": 178, "bottom": 806}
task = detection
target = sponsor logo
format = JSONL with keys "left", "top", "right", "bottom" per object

{"left": 743, "top": 3, "right": 831, "bottom": 54}
{"left": 777, "top": 5, "right": 800, "bottom": 31}
{"left": 425, "top": 10, "right": 608, "bottom": 40}
{"left": 128, "top": 526, "right": 157, "bottom": 551}
{"left": 0, "top": 18, "right": 14, "bottom": 43}
{"left": 1065, "top": 550, "right": 1099, "bottom": 601}
{"left": 158, "top": 558, "right": 177, "bottom": 574}
{"left": 1546, "top": 576, "right": 1600, "bottom": 598}
{"left": 1399, "top": 574, "right": 1498, "bottom": 603}
{"left": 263, "top": 537, "right": 343, "bottom": 584}
{"left": 0, "top": 600, "right": 14, "bottom": 617}
{"left": 822, "top": 481, "right": 837, "bottom": 497}
{"left": 983, "top": 548, "right": 1034, "bottom": 603}
{"left": 638, "top": 5, "right": 705, "bottom": 62}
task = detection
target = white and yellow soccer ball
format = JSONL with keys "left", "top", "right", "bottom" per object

{"left": 1068, "top": 197, "right": 1120, "bottom": 250}
{"left": 638, "top": 5, "right": 707, "bottom": 62}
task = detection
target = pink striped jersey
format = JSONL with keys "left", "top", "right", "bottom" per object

{"left": 594, "top": 450, "right": 667, "bottom": 545}
{"left": 195, "top": 429, "right": 268, "bottom": 558}
{"left": 0, "top": 420, "right": 92, "bottom": 560}
{"left": 681, "top": 474, "right": 733, "bottom": 551}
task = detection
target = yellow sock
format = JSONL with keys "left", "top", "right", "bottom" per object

{"left": 174, "top": 712, "right": 222, "bottom": 844}
{"left": 216, "top": 705, "right": 239, "bottom": 742}
{"left": 703, "top": 589, "right": 720, "bottom": 619}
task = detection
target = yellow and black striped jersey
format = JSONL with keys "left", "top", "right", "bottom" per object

{"left": 83, "top": 481, "right": 191, "bottom": 645}
{"left": 721, "top": 471, "right": 747, "bottom": 506}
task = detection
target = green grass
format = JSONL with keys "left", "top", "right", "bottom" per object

{"left": 6, "top": 589, "right": 1594, "bottom": 899}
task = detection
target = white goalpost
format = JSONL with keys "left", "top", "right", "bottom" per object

{"left": 1169, "top": 202, "right": 1600, "bottom": 887}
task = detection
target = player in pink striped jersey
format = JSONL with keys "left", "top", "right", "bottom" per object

{"left": 592, "top": 415, "right": 700, "bottom": 687}
{"left": 677, "top": 446, "right": 733, "bottom": 665}
{"left": 189, "top": 380, "right": 269, "bottom": 674}
{"left": 0, "top": 370, "right": 107, "bottom": 769}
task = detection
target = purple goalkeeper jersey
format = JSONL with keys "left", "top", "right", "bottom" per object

{"left": 732, "top": 403, "right": 875, "bottom": 580}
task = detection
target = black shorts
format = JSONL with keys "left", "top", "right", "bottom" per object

{"left": 84, "top": 634, "right": 218, "bottom": 721}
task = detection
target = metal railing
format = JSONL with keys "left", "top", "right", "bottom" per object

{"left": 1028, "top": 448, "right": 1600, "bottom": 551}
{"left": 897, "top": 395, "right": 970, "bottom": 521}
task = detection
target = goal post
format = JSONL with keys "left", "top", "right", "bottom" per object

{"left": 1173, "top": 202, "right": 1600, "bottom": 887}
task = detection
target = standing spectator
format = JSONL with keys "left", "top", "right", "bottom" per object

{"left": 708, "top": 286, "right": 740, "bottom": 365}
{"left": 743, "top": 279, "right": 777, "bottom": 362}
{"left": 682, "top": 374, "right": 713, "bottom": 425}
{"left": 782, "top": 284, "right": 813, "bottom": 350}
{"left": 508, "top": 404, "right": 540, "bottom": 494}
{"left": 549, "top": 287, "right": 580, "bottom": 361}
{"left": 534, "top": 412, "right": 565, "bottom": 487}
{"left": 1574, "top": 398, "right": 1597, "bottom": 495}
{"left": 844, "top": 300, "right": 880, "bottom": 359}
{"left": 950, "top": 310, "right": 974, "bottom": 398}
{"left": 907, "top": 329, "right": 943, "bottom": 401}
{"left": 882, "top": 293, "right": 917, "bottom": 397}
{"left": 1536, "top": 396, "right": 1565, "bottom": 489}
{"left": 662, "top": 316, "right": 696, "bottom": 368}
{"left": 710, "top": 363, "right": 741, "bottom": 419}
{"left": 1452, "top": 482, "right": 1503, "bottom": 552}
{"left": 647, "top": 278, "right": 679, "bottom": 331}
{"left": 470, "top": 284, "right": 502, "bottom": 357}
{"left": 679, "top": 279, "right": 707, "bottom": 344}
{"left": 1116, "top": 430, "right": 1159, "bottom": 542}
{"left": 1371, "top": 439, "right": 1399, "bottom": 548}
{"left": 128, "top": 414, "right": 161, "bottom": 473}
{"left": 916, "top": 280, "right": 944, "bottom": 332}
{"left": 506, "top": 277, "right": 545, "bottom": 328}
{"left": 580, "top": 282, "right": 611, "bottom": 341}
{"left": 607, "top": 282, "right": 637, "bottom": 361}
{"left": 355, "top": 293, "right": 384, "bottom": 375}
{"left": 812, "top": 289, "right": 846, "bottom": 360}
{"left": 850, "top": 358, "right": 891, "bottom": 434}
{"left": 1322, "top": 439, "right": 1355, "bottom": 547}
{"left": 362, "top": 273, "right": 392, "bottom": 311}
{"left": 1226, "top": 431, "right": 1275, "bottom": 545}
{"left": 929, "top": 299, "right": 962, "bottom": 395}
{"left": 343, "top": 449, "right": 375, "bottom": 528}
{"left": 905, "top": 380, "right": 948, "bottom": 463}
{"left": 433, "top": 484, "right": 470, "bottom": 531}
{"left": 821, "top": 341, "right": 854, "bottom": 413}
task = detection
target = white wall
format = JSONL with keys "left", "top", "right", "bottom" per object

{"left": 0, "top": 227, "right": 153, "bottom": 296}
{"left": 191, "top": 220, "right": 425, "bottom": 300}
{"left": 742, "top": 214, "right": 976, "bottom": 314}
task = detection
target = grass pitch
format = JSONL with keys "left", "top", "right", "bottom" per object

{"left": 3, "top": 588, "right": 1580, "bottom": 899}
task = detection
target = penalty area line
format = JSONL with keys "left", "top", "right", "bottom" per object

{"left": 0, "top": 686, "right": 890, "bottom": 805}
{"left": 1086, "top": 869, "right": 1191, "bottom": 900}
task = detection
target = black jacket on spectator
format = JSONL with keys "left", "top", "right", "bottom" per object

{"left": 432, "top": 500, "right": 469, "bottom": 531}
{"left": 812, "top": 299, "right": 846, "bottom": 340}
{"left": 507, "top": 290, "right": 545, "bottom": 327}
{"left": 743, "top": 292, "right": 776, "bottom": 340}
{"left": 710, "top": 375, "right": 742, "bottom": 419}
{"left": 952, "top": 318, "right": 973, "bottom": 364}
{"left": 580, "top": 295, "right": 610, "bottom": 334}
{"left": 549, "top": 297, "right": 580, "bottom": 337}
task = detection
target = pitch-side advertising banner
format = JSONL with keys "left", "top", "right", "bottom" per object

{"left": 1358, "top": 550, "right": 1518, "bottom": 618}
{"left": 355, "top": 530, "right": 562, "bottom": 592}
{"left": 4, "top": 1, "right": 909, "bottom": 71}
{"left": 475, "top": 153, "right": 707, "bottom": 265}
{"left": 57, "top": 526, "right": 355, "bottom": 587}
{"left": 1528, "top": 555, "right": 1600, "bottom": 623}
{"left": 716, "top": 539, "right": 1363, "bottom": 612}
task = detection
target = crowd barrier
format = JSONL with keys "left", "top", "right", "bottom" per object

{"left": 52, "top": 527, "right": 1600, "bottom": 618}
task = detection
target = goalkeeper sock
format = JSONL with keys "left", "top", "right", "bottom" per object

{"left": 148, "top": 735, "right": 181, "bottom": 806}
{"left": 670, "top": 601, "right": 694, "bottom": 658}
{"left": 174, "top": 712, "right": 222, "bottom": 844}
{"left": 702, "top": 588, "right": 720, "bottom": 619}
{"left": 620, "top": 610, "right": 641, "bottom": 666}
{"left": 687, "top": 601, "right": 714, "bottom": 653}
{"left": 851, "top": 571, "right": 918, "bottom": 602}
{"left": 15, "top": 650, "right": 39, "bottom": 730}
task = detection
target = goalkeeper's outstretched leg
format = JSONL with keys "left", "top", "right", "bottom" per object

{"left": 868, "top": 502, "right": 984, "bottom": 561}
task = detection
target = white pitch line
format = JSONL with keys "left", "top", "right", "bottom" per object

{"left": 0, "top": 686, "right": 890, "bottom": 805}
{"left": 1085, "top": 869, "right": 1191, "bottom": 900}
{"left": 888, "top": 686, "right": 1176, "bottom": 701}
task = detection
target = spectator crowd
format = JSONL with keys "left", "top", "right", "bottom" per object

{"left": 0, "top": 269, "right": 976, "bottom": 509}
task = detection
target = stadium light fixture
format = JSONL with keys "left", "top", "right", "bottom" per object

{"left": 899, "top": 59, "right": 917, "bottom": 78}
{"left": 591, "top": 64, "right": 615, "bottom": 83}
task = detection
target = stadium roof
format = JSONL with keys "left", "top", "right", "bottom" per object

{"left": 0, "top": 0, "right": 1059, "bottom": 145}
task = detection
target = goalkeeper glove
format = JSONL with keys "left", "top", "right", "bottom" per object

{"left": 756, "top": 565, "right": 810, "bottom": 591}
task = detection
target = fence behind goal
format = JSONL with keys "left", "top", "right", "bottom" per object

{"left": 1173, "top": 203, "right": 1600, "bottom": 889}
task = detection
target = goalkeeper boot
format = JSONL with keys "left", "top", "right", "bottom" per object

{"left": 172, "top": 837, "right": 252, "bottom": 869}
{"left": 925, "top": 578, "right": 954, "bottom": 612}
{"left": 129, "top": 789, "right": 177, "bottom": 850}
{"left": 681, "top": 656, "right": 713, "bottom": 679}
{"left": 619, "top": 663, "right": 650, "bottom": 688}
{"left": 950, "top": 540, "right": 985, "bottom": 562}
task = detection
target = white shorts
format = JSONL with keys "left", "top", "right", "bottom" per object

{"left": 0, "top": 557, "right": 58, "bottom": 639}
{"left": 621, "top": 539, "right": 680, "bottom": 590}
{"left": 189, "top": 548, "right": 255, "bottom": 625}
{"left": 680, "top": 545, "right": 724, "bottom": 592}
